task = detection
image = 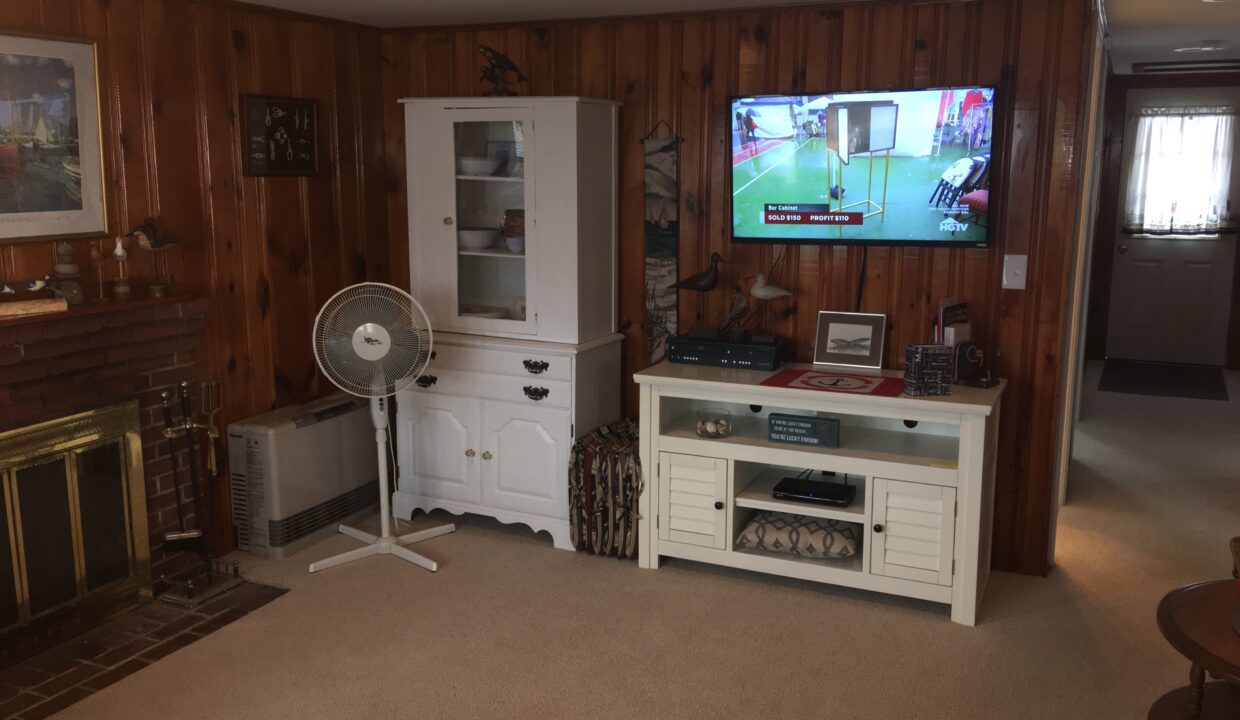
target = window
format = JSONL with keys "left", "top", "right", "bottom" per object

{"left": 1123, "top": 106, "right": 1236, "bottom": 236}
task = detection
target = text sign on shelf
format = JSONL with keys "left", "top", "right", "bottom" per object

{"left": 767, "top": 414, "right": 840, "bottom": 448}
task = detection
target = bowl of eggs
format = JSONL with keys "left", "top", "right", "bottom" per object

{"left": 695, "top": 408, "right": 732, "bottom": 439}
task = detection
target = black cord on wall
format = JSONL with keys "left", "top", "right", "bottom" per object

{"left": 854, "top": 245, "right": 869, "bottom": 312}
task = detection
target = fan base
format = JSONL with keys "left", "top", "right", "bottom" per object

{"left": 307, "top": 522, "right": 456, "bottom": 573}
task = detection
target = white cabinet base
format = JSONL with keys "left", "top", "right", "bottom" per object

{"left": 392, "top": 493, "right": 573, "bottom": 551}
{"left": 395, "top": 332, "right": 621, "bottom": 553}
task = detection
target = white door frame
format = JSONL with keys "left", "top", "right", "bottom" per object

{"left": 1049, "top": 19, "right": 1107, "bottom": 559}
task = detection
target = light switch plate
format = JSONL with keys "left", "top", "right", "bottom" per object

{"left": 1002, "top": 254, "right": 1028, "bottom": 290}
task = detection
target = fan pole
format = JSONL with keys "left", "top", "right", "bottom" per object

{"left": 307, "top": 396, "right": 456, "bottom": 573}
{"left": 373, "top": 397, "right": 393, "bottom": 541}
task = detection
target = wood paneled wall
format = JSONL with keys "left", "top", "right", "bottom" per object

{"left": 1, "top": 0, "right": 388, "bottom": 552}
{"left": 0, "top": 0, "right": 388, "bottom": 429}
{"left": 380, "top": 0, "right": 1095, "bottom": 575}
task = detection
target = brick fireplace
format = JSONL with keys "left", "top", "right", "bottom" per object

{"left": 0, "top": 297, "right": 208, "bottom": 661}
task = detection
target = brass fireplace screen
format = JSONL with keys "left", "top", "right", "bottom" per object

{"left": 0, "top": 401, "right": 151, "bottom": 632}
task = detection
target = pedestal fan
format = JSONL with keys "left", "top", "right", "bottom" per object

{"left": 307, "top": 282, "right": 455, "bottom": 573}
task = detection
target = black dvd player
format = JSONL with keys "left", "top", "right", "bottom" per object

{"left": 668, "top": 333, "right": 791, "bottom": 371}
{"left": 772, "top": 477, "right": 857, "bottom": 507}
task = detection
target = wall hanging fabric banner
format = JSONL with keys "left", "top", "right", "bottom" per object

{"left": 643, "top": 136, "right": 679, "bottom": 364}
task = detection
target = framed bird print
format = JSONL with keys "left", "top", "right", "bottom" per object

{"left": 242, "top": 94, "right": 317, "bottom": 176}
{"left": 0, "top": 32, "right": 106, "bottom": 244}
{"left": 813, "top": 311, "right": 887, "bottom": 370}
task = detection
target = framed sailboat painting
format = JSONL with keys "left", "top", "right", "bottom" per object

{"left": 0, "top": 32, "right": 105, "bottom": 243}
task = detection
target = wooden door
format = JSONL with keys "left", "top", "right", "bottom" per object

{"left": 396, "top": 392, "right": 480, "bottom": 504}
{"left": 1105, "top": 236, "right": 1235, "bottom": 364}
{"left": 657, "top": 453, "right": 728, "bottom": 550}
{"left": 479, "top": 400, "right": 571, "bottom": 518}
{"left": 870, "top": 478, "right": 956, "bottom": 586}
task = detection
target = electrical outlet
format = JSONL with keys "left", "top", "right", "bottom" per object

{"left": 1002, "top": 254, "right": 1028, "bottom": 290}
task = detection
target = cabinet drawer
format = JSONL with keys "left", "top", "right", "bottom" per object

{"left": 430, "top": 344, "right": 571, "bottom": 382}
{"left": 409, "top": 369, "right": 572, "bottom": 409}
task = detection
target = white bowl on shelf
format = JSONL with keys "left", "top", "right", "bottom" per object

{"left": 456, "top": 156, "right": 502, "bottom": 176}
{"left": 458, "top": 228, "right": 500, "bottom": 250}
{"left": 504, "top": 235, "right": 525, "bottom": 254}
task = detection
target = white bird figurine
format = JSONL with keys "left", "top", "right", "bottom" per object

{"left": 112, "top": 236, "right": 128, "bottom": 262}
{"left": 0, "top": 283, "right": 13, "bottom": 295}
{"left": 26, "top": 275, "right": 52, "bottom": 292}
{"left": 749, "top": 273, "right": 792, "bottom": 301}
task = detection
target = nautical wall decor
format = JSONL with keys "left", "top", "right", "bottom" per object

{"left": 643, "top": 131, "right": 679, "bottom": 364}
{"left": 0, "top": 32, "right": 106, "bottom": 243}
{"left": 242, "top": 94, "right": 318, "bottom": 176}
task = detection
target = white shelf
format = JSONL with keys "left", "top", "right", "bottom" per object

{"left": 458, "top": 248, "right": 526, "bottom": 259}
{"left": 455, "top": 174, "right": 525, "bottom": 183}
{"left": 661, "top": 412, "right": 959, "bottom": 472}
{"left": 735, "top": 468, "right": 866, "bottom": 523}
{"left": 732, "top": 544, "right": 864, "bottom": 575}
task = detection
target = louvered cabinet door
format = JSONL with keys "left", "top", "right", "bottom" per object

{"left": 870, "top": 478, "right": 956, "bottom": 586}
{"left": 657, "top": 453, "right": 727, "bottom": 549}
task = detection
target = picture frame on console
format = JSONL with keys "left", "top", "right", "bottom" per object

{"left": 0, "top": 31, "right": 106, "bottom": 243}
{"left": 813, "top": 311, "right": 886, "bottom": 370}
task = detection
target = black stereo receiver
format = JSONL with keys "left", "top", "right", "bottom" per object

{"left": 668, "top": 333, "right": 790, "bottom": 371}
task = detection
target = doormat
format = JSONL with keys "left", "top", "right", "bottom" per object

{"left": 761, "top": 368, "right": 905, "bottom": 397}
{"left": 0, "top": 580, "right": 286, "bottom": 719}
{"left": 1098, "top": 360, "right": 1229, "bottom": 401}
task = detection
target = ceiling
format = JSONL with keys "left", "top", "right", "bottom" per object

{"left": 243, "top": 0, "right": 836, "bottom": 29}
{"left": 1106, "top": 0, "right": 1240, "bottom": 73}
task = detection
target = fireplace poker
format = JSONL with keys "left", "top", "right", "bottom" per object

{"left": 160, "top": 391, "right": 197, "bottom": 545}
{"left": 179, "top": 381, "right": 213, "bottom": 585}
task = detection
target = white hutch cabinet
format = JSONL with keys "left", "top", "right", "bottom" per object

{"left": 394, "top": 97, "right": 622, "bottom": 549}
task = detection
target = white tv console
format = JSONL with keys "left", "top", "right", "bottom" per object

{"left": 635, "top": 362, "right": 1005, "bottom": 626}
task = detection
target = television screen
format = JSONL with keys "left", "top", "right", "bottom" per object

{"left": 730, "top": 87, "right": 996, "bottom": 247}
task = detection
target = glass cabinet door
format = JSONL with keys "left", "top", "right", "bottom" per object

{"left": 448, "top": 111, "right": 533, "bottom": 332}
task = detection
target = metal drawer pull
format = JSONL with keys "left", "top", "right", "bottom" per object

{"left": 482, "top": 451, "right": 493, "bottom": 460}
{"left": 523, "top": 386, "right": 550, "bottom": 401}
{"left": 415, "top": 374, "right": 438, "bottom": 388}
{"left": 523, "top": 359, "right": 550, "bottom": 374}
{"left": 465, "top": 449, "right": 476, "bottom": 458}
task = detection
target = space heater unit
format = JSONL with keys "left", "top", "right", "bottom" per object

{"left": 228, "top": 395, "right": 380, "bottom": 559}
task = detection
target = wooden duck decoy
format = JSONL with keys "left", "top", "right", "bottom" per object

{"left": 669, "top": 252, "right": 729, "bottom": 292}
{"left": 748, "top": 272, "right": 792, "bottom": 301}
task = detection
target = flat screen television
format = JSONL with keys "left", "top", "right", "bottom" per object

{"left": 730, "top": 86, "right": 997, "bottom": 247}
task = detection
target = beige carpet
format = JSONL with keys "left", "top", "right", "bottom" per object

{"left": 56, "top": 364, "right": 1240, "bottom": 719}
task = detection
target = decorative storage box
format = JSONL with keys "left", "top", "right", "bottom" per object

{"left": 905, "top": 344, "right": 954, "bottom": 396}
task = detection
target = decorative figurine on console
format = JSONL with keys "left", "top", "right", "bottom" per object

{"left": 669, "top": 251, "right": 729, "bottom": 293}
{"left": 479, "top": 45, "right": 527, "bottom": 97}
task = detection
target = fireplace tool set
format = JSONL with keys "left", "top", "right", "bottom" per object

{"left": 159, "top": 380, "right": 240, "bottom": 605}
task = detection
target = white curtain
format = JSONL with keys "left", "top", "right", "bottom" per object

{"left": 1123, "top": 106, "right": 1236, "bottom": 236}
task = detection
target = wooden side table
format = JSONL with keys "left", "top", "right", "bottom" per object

{"left": 1149, "top": 581, "right": 1240, "bottom": 720}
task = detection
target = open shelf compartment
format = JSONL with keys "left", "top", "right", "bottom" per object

{"left": 658, "top": 397, "right": 960, "bottom": 472}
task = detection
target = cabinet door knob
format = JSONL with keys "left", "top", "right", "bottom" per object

{"left": 873, "top": 524, "right": 884, "bottom": 533}
{"left": 482, "top": 451, "right": 493, "bottom": 460}
{"left": 713, "top": 501, "right": 724, "bottom": 510}
{"left": 465, "top": 449, "right": 476, "bottom": 458}
{"left": 443, "top": 217, "right": 454, "bottom": 226}
{"left": 415, "top": 374, "right": 438, "bottom": 388}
